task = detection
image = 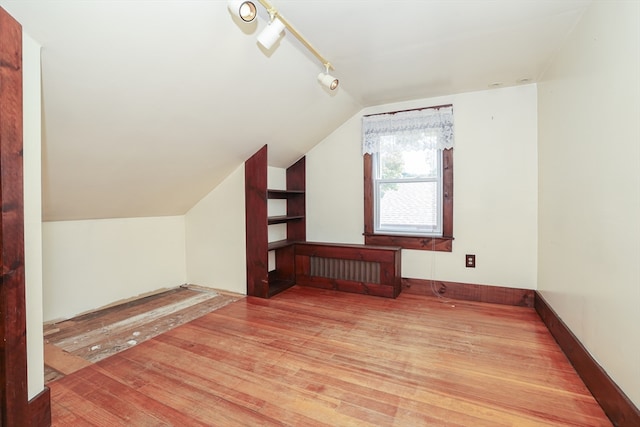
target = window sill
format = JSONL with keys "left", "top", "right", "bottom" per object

{"left": 363, "top": 233, "right": 453, "bottom": 252}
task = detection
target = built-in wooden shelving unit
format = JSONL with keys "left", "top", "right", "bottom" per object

{"left": 245, "top": 145, "right": 305, "bottom": 298}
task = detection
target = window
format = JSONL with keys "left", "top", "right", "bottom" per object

{"left": 363, "top": 105, "right": 454, "bottom": 252}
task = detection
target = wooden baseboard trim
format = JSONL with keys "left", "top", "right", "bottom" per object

{"left": 29, "top": 387, "right": 51, "bottom": 427}
{"left": 402, "top": 278, "right": 534, "bottom": 307}
{"left": 535, "top": 292, "right": 640, "bottom": 427}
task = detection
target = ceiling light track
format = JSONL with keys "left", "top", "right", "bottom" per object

{"left": 257, "top": 0, "right": 333, "bottom": 71}
{"left": 228, "top": 0, "right": 338, "bottom": 90}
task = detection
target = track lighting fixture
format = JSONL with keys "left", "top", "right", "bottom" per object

{"left": 257, "top": 17, "right": 285, "bottom": 49}
{"left": 227, "top": 0, "right": 339, "bottom": 91}
{"left": 318, "top": 64, "right": 339, "bottom": 90}
{"left": 227, "top": 0, "right": 258, "bottom": 23}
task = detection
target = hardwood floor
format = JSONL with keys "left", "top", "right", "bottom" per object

{"left": 49, "top": 286, "right": 611, "bottom": 426}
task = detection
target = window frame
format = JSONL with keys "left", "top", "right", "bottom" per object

{"left": 364, "top": 148, "right": 453, "bottom": 252}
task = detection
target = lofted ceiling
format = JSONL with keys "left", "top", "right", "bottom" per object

{"left": 0, "top": 0, "right": 591, "bottom": 221}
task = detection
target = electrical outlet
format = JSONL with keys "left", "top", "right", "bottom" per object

{"left": 465, "top": 254, "right": 476, "bottom": 268}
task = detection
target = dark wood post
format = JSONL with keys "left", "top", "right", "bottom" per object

{"left": 0, "top": 7, "right": 29, "bottom": 426}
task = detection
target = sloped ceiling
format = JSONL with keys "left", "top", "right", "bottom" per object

{"left": 0, "top": 0, "right": 591, "bottom": 221}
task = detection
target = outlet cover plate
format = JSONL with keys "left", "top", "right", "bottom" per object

{"left": 466, "top": 254, "right": 476, "bottom": 268}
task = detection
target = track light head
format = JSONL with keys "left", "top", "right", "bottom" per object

{"left": 228, "top": 0, "right": 257, "bottom": 23}
{"left": 318, "top": 72, "right": 339, "bottom": 90}
{"left": 257, "top": 17, "right": 286, "bottom": 49}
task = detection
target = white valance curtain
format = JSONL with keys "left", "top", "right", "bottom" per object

{"left": 361, "top": 106, "right": 454, "bottom": 155}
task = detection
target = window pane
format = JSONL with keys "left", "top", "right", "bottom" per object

{"left": 378, "top": 134, "right": 438, "bottom": 179}
{"left": 378, "top": 182, "right": 439, "bottom": 233}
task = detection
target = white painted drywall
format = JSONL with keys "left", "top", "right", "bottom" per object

{"left": 23, "top": 31, "right": 44, "bottom": 400}
{"left": 537, "top": 1, "right": 640, "bottom": 407}
{"left": 42, "top": 216, "right": 187, "bottom": 322}
{"left": 185, "top": 164, "right": 246, "bottom": 294}
{"left": 267, "top": 166, "right": 287, "bottom": 246}
{"left": 306, "top": 85, "right": 538, "bottom": 289}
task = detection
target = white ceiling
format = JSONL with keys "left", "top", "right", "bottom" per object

{"left": 0, "top": 0, "right": 591, "bottom": 221}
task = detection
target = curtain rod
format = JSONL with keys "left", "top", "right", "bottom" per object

{"left": 363, "top": 103, "right": 453, "bottom": 118}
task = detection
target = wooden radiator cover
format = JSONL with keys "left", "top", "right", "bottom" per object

{"left": 294, "top": 242, "right": 401, "bottom": 298}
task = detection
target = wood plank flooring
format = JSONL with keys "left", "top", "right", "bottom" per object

{"left": 49, "top": 286, "right": 612, "bottom": 426}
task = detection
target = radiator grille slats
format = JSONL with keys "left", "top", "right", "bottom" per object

{"left": 310, "top": 257, "right": 380, "bottom": 284}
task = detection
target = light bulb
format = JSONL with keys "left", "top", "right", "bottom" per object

{"left": 228, "top": 0, "right": 257, "bottom": 23}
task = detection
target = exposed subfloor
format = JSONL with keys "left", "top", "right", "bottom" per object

{"left": 44, "top": 285, "right": 241, "bottom": 383}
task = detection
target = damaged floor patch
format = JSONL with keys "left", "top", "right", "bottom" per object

{"left": 44, "top": 286, "right": 241, "bottom": 383}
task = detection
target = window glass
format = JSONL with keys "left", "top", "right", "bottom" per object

{"left": 375, "top": 142, "right": 442, "bottom": 236}
{"left": 378, "top": 181, "right": 440, "bottom": 234}
{"left": 378, "top": 134, "right": 438, "bottom": 179}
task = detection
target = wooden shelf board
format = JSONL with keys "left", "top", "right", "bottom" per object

{"left": 268, "top": 280, "right": 296, "bottom": 297}
{"left": 268, "top": 240, "right": 296, "bottom": 251}
{"left": 267, "top": 215, "right": 304, "bottom": 225}
{"left": 268, "top": 189, "right": 305, "bottom": 199}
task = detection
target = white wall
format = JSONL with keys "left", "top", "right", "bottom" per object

{"left": 42, "top": 216, "right": 187, "bottom": 321}
{"left": 306, "top": 85, "right": 538, "bottom": 289}
{"left": 23, "top": 32, "right": 44, "bottom": 400}
{"left": 537, "top": 1, "right": 640, "bottom": 407}
{"left": 267, "top": 166, "right": 287, "bottom": 267}
{"left": 185, "top": 164, "right": 246, "bottom": 294}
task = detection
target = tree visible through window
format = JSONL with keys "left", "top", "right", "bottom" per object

{"left": 362, "top": 105, "right": 454, "bottom": 252}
